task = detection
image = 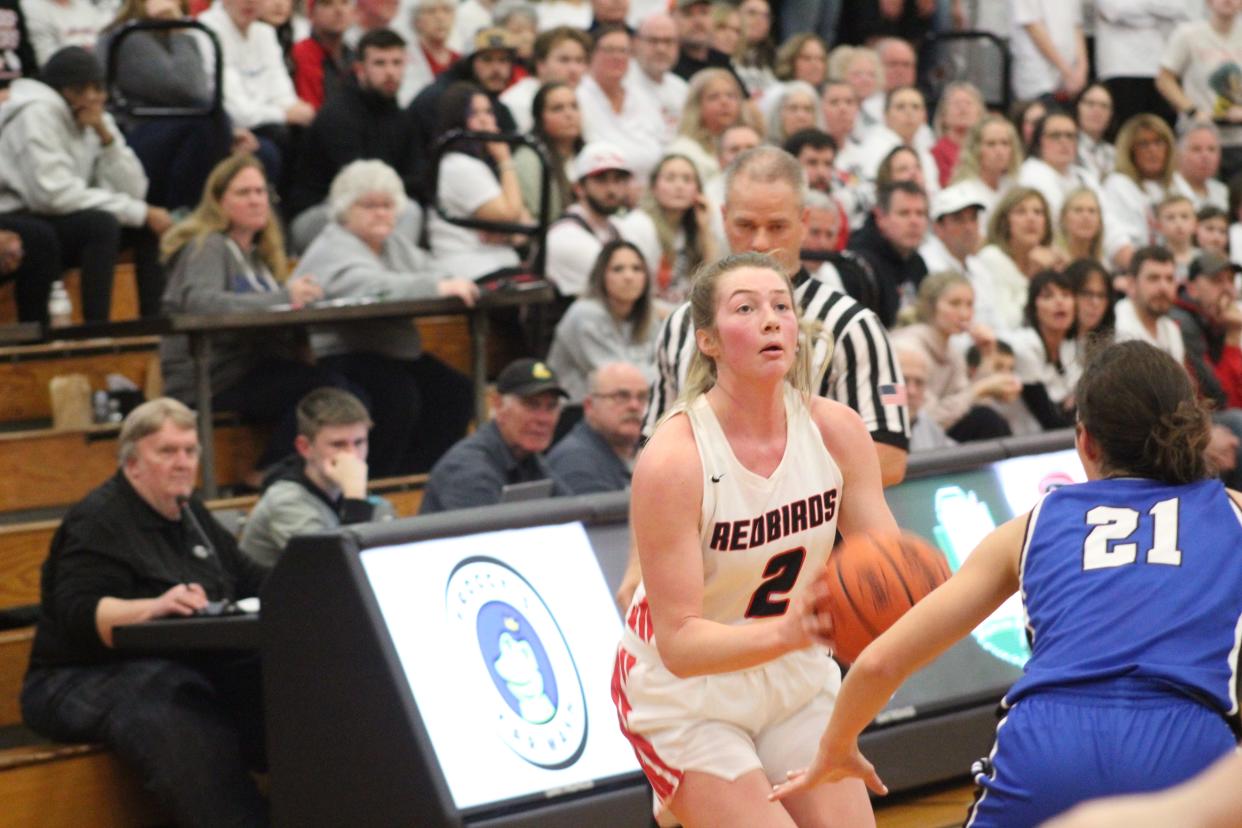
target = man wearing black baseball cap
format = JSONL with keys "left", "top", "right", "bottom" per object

{"left": 420, "top": 358, "right": 573, "bottom": 513}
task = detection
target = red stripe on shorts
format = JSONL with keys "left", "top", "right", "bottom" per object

{"left": 611, "top": 647, "right": 682, "bottom": 802}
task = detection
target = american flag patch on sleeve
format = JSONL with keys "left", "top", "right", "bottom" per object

{"left": 879, "top": 383, "right": 907, "bottom": 406}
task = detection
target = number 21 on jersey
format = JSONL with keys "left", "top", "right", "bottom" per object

{"left": 1082, "top": 497, "right": 1182, "bottom": 570}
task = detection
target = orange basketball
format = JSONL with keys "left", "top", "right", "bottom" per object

{"left": 825, "top": 532, "right": 951, "bottom": 664}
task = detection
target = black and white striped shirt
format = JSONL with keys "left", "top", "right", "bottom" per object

{"left": 644, "top": 267, "right": 910, "bottom": 449}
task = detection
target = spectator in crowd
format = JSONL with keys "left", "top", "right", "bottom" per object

{"left": 671, "top": 0, "right": 741, "bottom": 85}
{"left": 0, "top": 0, "right": 36, "bottom": 102}
{"left": 950, "top": 116, "right": 1023, "bottom": 232}
{"left": 702, "top": 121, "right": 760, "bottom": 205}
{"left": 1197, "top": 204, "right": 1230, "bottom": 258}
{"left": 297, "top": 160, "right": 477, "bottom": 475}
{"left": 347, "top": 0, "right": 396, "bottom": 42}
{"left": 892, "top": 271, "right": 1018, "bottom": 441}
{"left": 1093, "top": 1, "right": 1188, "bottom": 128}
{"left": 785, "top": 127, "right": 837, "bottom": 195}
{"left": 513, "top": 80, "right": 581, "bottom": 221}
{"left": 837, "top": 7, "right": 935, "bottom": 79}
{"left": 396, "top": 0, "right": 457, "bottom": 106}
{"left": 665, "top": 66, "right": 750, "bottom": 184}
{"left": 801, "top": 189, "right": 876, "bottom": 299}
{"left": 930, "top": 81, "right": 984, "bottom": 188}
{"left": 1074, "top": 82, "right": 1116, "bottom": 183}
{"left": 495, "top": 0, "right": 536, "bottom": 66}
{"left": 1056, "top": 186, "right": 1104, "bottom": 264}
{"left": 856, "top": 85, "right": 939, "bottom": 198}
{"left": 420, "top": 357, "right": 572, "bottom": 513}
{"left": 626, "top": 12, "right": 687, "bottom": 147}
{"left": 1174, "top": 123, "right": 1229, "bottom": 212}
{"left": 828, "top": 44, "right": 882, "bottom": 132}
{"left": 774, "top": 32, "right": 828, "bottom": 90}
{"left": 895, "top": 343, "right": 953, "bottom": 451}
{"left": 1008, "top": 0, "right": 1086, "bottom": 103}
{"left": 262, "top": 0, "right": 309, "bottom": 75}
{"left": 1114, "top": 245, "right": 1185, "bottom": 364}
{"left": 546, "top": 360, "right": 646, "bottom": 493}
{"left": 428, "top": 80, "right": 529, "bottom": 280}
{"left": 160, "top": 154, "right": 354, "bottom": 470}
{"left": 0, "top": 47, "right": 169, "bottom": 321}
{"left": 1158, "top": 0, "right": 1242, "bottom": 183}
{"left": 1156, "top": 193, "right": 1198, "bottom": 278}
{"left": 288, "top": 28, "right": 419, "bottom": 250}
{"left": 975, "top": 186, "right": 1061, "bottom": 333}
{"left": 1017, "top": 110, "right": 1094, "bottom": 223}
{"left": 543, "top": 140, "right": 629, "bottom": 297}
{"left": 821, "top": 78, "right": 864, "bottom": 170}
{"left": 846, "top": 179, "right": 929, "bottom": 327}
{"left": 501, "top": 25, "right": 588, "bottom": 134}
{"left": 585, "top": 0, "right": 626, "bottom": 34}
{"left": 99, "top": 0, "right": 232, "bottom": 212}
{"left": 0, "top": 218, "right": 57, "bottom": 324}
{"left": 643, "top": 146, "right": 910, "bottom": 483}
{"left": 20, "top": 0, "right": 109, "bottom": 66}
{"left": 200, "top": 0, "right": 316, "bottom": 184}
{"left": 1013, "top": 97, "right": 1048, "bottom": 148}
{"left": 1103, "top": 113, "right": 1177, "bottom": 270}
{"left": 617, "top": 152, "right": 718, "bottom": 309}
{"left": 453, "top": 0, "right": 498, "bottom": 44}
{"left": 21, "top": 398, "right": 269, "bottom": 827}
{"left": 577, "top": 23, "right": 662, "bottom": 181}
{"left": 763, "top": 80, "right": 822, "bottom": 147}
{"left": 733, "top": 0, "right": 774, "bottom": 96}
{"left": 240, "top": 387, "right": 395, "bottom": 566}
{"left": 408, "top": 27, "right": 519, "bottom": 188}
{"left": 291, "top": 0, "right": 356, "bottom": 111}
{"left": 1065, "top": 256, "right": 1116, "bottom": 348}
{"left": 869, "top": 36, "right": 931, "bottom": 143}
{"left": 708, "top": 1, "right": 739, "bottom": 56}
{"left": 920, "top": 182, "right": 996, "bottom": 329}
{"left": 1006, "top": 268, "right": 1081, "bottom": 433}
{"left": 535, "top": 0, "right": 590, "bottom": 31}
{"left": 546, "top": 238, "right": 657, "bottom": 400}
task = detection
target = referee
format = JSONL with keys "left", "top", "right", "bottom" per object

{"left": 618, "top": 147, "right": 909, "bottom": 607}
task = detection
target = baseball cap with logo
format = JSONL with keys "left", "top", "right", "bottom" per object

{"left": 1188, "top": 250, "right": 1242, "bottom": 281}
{"left": 496, "top": 359, "right": 568, "bottom": 398}
{"left": 472, "top": 27, "right": 517, "bottom": 55}
{"left": 930, "top": 183, "right": 987, "bottom": 222}
{"left": 573, "top": 142, "right": 632, "bottom": 181}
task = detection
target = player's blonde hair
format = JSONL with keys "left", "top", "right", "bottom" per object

{"left": 679, "top": 252, "right": 825, "bottom": 407}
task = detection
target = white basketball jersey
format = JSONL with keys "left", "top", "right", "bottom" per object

{"left": 625, "top": 386, "right": 844, "bottom": 652}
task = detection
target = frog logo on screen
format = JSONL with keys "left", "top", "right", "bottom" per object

{"left": 445, "top": 556, "right": 588, "bottom": 769}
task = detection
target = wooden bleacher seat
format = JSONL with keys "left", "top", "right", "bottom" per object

{"left": 0, "top": 336, "right": 159, "bottom": 425}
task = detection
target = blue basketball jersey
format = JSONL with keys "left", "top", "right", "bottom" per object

{"left": 1005, "top": 477, "right": 1242, "bottom": 723}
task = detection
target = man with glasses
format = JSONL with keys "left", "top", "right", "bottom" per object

{"left": 547, "top": 361, "right": 647, "bottom": 493}
{"left": 420, "top": 359, "right": 574, "bottom": 513}
{"left": 627, "top": 12, "right": 687, "bottom": 145}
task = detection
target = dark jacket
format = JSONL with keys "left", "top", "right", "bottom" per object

{"left": 545, "top": 418, "right": 631, "bottom": 495}
{"left": 287, "top": 80, "right": 418, "bottom": 218}
{"left": 1170, "top": 292, "right": 1242, "bottom": 410}
{"left": 846, "top": 214, "right": 927, "bottom": 328}
{"left": 419, "top": 420, "right": 570, "bottom": 514}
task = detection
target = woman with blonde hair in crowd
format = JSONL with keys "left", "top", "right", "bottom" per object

{"left": 828, "top": 44, "right": 882, "bottom": 130}
{"left": 1102, "top": 113, "right": 1177, "bottom": 271}
{"left": 891, "top": 271, "right": 1020, "bottom": 442}
{"left": 617, "top": 153, "right": 720, "bottom": 310}
{"left": 974, "top": 186, "right": 1066, "bottom": 333}
{"left": 763, "top": 80, "right": 824, "bottom": 147}
{"left": 1057, "top": 187, "right": 1105, "bottom": 264}
{"left": 774, "top": 32, "right": 828, "bottom": 89}
{"left": 159, "top": 154, "right": 352, "bottom": 470}
{"left": 667, "top": 67, "right": 757, "bottom": 184}
{"left": 951, "top": 114, "right": 1023, "bottom": 231}
{"left": 930, "top": 81, "right": 985, "bottom": 188}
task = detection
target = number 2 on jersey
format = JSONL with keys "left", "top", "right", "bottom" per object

{"left": 745, "top": 547, "right": 806, "bottom": 617}
{"left": 1082, "top": 497, "right": 1182, "bottom": 570}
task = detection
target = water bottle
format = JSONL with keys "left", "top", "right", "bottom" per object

{"left": 48, "top": 281, "right": 73, "bottom": 328}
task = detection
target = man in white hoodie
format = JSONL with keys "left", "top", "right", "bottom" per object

{"left": 0, "top": 47, "right": 171, "bottom": 321}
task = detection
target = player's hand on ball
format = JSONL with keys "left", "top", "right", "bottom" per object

{"left": 768, "top": 739, "right": 887, "bottom": 802}
{"left": 798, "top": 568, "right": 836, "bottom": 649}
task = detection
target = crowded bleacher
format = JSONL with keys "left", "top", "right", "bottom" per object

{"left": 3, "top": 0, "right": 1242, "bottom": 823}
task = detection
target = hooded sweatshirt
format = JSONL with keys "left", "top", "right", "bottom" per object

{"left": 0, "top": 77, "right": 148, "bottom": 224}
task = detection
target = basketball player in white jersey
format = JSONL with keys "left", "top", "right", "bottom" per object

{"left": 611, "top": 252, "right": 899, "bottom": 827}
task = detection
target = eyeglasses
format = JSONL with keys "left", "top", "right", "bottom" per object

{"left": 592, "top": 389, "right": 650, "bottom": 406}
{"left": 1044, "top": 130, "right": 1077, "bottom": 141}
{"left": 638, "top": 36, "right": 677, "bottom": 46}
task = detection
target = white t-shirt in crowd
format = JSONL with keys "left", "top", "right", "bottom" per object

{"left": 625, "top": 63, "right": 688, "bottom": 147}
{"left": 576, "top": 75, "right": 665, "bottom": 182}
{"left": 1173, "top": 172, "right": 1229, "bottom": 212}
{"left": 1161, "top": 18, "right": 1242, "bottom": 148}
{"left": 1113, "top": 297, "right": 1188, "bottom": 364}
{"left": 500, "top": 76, "right": 541, "bottom": 135}
{"left": 21, "top": 0, "right": 111, "bottom": 66}
{"left": 1093, "top": 0, "right": 1193, "bottom": 81}
{"left": 1009, "top": 0, "right": 1082, "bottom": 101}
{"left": 199, "top": 3, "right": 297, "bottom": 129}
{"left": 428, "top": 152, "right": 521, "bottom": 280}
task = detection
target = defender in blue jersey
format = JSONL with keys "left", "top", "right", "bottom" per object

{"left": 770, "top": 340, "right": 1242, "bottom": 827}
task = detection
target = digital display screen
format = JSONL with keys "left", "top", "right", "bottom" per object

{"left": 876, "top": 448, "right": 1086, "bottom": 721}
{"left": 358, "top": 522, "right": 641, "bottom": 814}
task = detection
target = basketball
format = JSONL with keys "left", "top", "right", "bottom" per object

{"left": 825, "top": 532, "right": 951, "bottom": 664}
